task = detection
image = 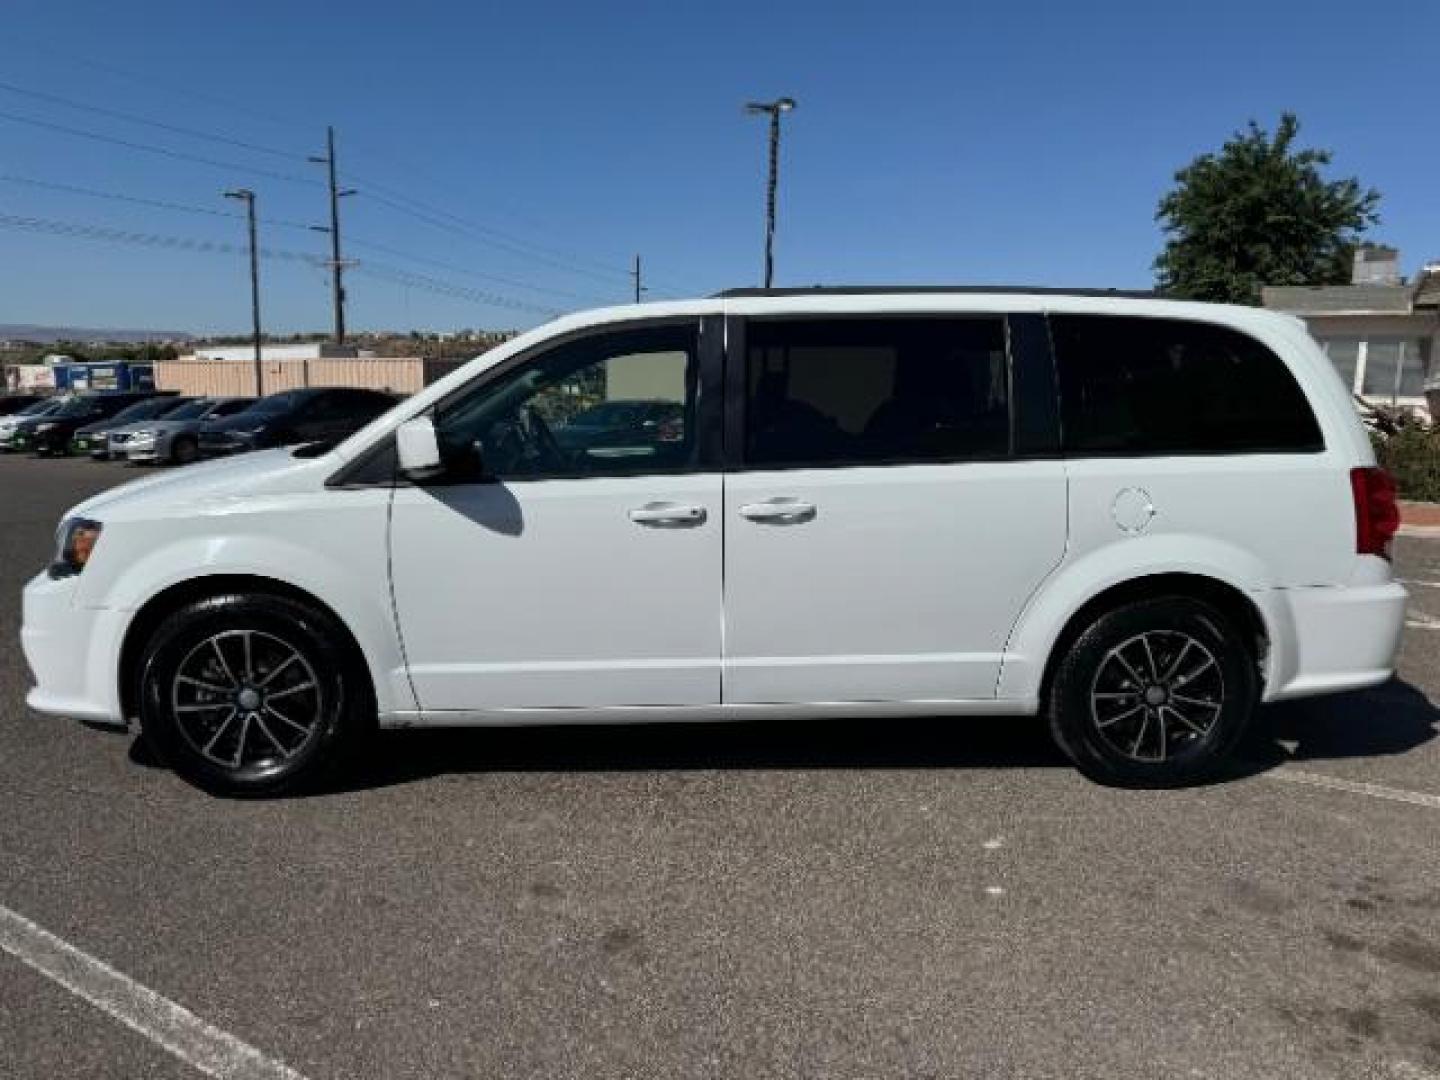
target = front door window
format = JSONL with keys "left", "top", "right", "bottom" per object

{"left": 434, "top": 324, "right": 698, "bottom": 481}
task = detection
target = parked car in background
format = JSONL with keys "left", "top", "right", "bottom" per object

{"left": 552, "top": 398, "right": 686, "bottom": 458}
{"left": 71, "top": 394, "right": 187, "bottom": 459}
{"left": 198, "top": 387, "right": 397, "bottom": 457}
{"left": 0, "top": 394, "right": 47, "bottom": 416}
{"left": 121, "top": 396, "right": 256, "bottom": 465}
{"left": 15, "top": 392, "right": 161, "bottom": 456}
{"left": 0, "top": 398, "right": 63, "bottom": 450}
{"left": 20, "top": 290, "right": 1406, "bottom": 795}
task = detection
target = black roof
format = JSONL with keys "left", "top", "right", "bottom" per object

{"left": 713, "top": 285, "right": 1159, "bottom": 299}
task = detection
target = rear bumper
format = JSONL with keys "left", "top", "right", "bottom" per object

{"left": 1261, "top": 580, "right": 1408, "bottom": 701}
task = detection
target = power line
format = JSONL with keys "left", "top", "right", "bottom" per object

{"left": 0, "top": 172, "right": 596, "bottom": 303}
{"left": 345, "top": 235, "right": 613, "bottom": 305}
{"left": 0, "top": 212, "right": 563, "bottom": 318}
{"left": 0, "top": 173, "right": 315, "bottom": 231}
{"left": 0, "top": 108, "right": 321, "bottom": 186}
{"left": 0, "top": 62, "right": 691, "bottom": 298}
{"left": 0, "top": 211, "right": 323, "bottom": 262}
{"left": 345, "top": 171, "right": 631, "bottom": 280}
{"left": 51, "top": 51, "right": 307, "bottom": 133}
{"left": 352, "top": 263, "right": 563, "bottom": 317}
{"left": 349, "top": 182, "right": 625, "bottom": 285}
{"left": 346, "top": 170, "right": 689, "bottom": 296}
{"left": 0, "top": 79, "right": 304, "bottom": 161}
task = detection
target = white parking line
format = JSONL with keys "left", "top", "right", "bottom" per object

{"left": 0, "top": 904, "right": 308, "bottom": 1080}
{"left": 1405, "top": 613, "right": 1440, "bottom": 631}
{"left": 1266, "top": 768, "right": 1440, "bottom": 811}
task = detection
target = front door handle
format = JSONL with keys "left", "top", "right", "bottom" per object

{"left": 628, "top": 502, "right": 707, "bottom": 526}
{"left": 738, "top": 498, "right": 817, "bottom": 523}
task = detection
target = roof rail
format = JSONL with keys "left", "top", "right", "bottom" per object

{"left": 712, "top": 285, "right": 1160, "bottom": 299}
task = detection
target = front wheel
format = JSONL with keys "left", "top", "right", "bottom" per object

{"left": 1046, "top": 597, "right": 1257, "bottom": 787}
{"left": 170, "top": 435, "right": 199, "bottom": 465}
{"left": 139, "top": 593, "right": 369, "bottom": 795}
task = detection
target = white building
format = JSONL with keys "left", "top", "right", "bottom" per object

{"left": 1262, "top": 246, "right": 1439, "bottom": 417}
{"left": 189, "top": 343, "right": 372, "bottom": 363}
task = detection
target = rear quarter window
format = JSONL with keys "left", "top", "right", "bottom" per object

{"left": 1050, "top": 314, "right": 1324, "bottom": 456}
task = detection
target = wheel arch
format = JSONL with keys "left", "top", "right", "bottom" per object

{"left": 999, "top": 536, "right": 1288, "bottom": 705}
{"left": 1031, "top": 573, "right": 1270, "bottom": 706}
{"left": 118, "top": 574, "right": 377, "bottom": 725}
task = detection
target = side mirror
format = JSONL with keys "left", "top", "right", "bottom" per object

{"left": 396, "top": 415, "right": 445, "bottom": 480}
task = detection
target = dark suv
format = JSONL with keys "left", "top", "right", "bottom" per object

{"left": 13, "top": 392, "right": 162, "bottom": 456}
{"left": 199, "top": 387, "right": 398, "bottom": 455}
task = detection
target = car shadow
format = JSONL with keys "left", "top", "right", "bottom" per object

{"left": 310, "top": 678, "right": 1439, "bottom": 795}
{"left": 123, "top": 679, "right": 1438, "bottom": 796}
{"left": 421, "top": 479, "right": 525, "bottom": 537}
{"left": 1227, "top": 677, "right": 1440, "bottom": 778}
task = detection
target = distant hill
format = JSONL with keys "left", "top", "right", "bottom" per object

{"left": 0, "top": 323, "right": 193, "bottom": 344}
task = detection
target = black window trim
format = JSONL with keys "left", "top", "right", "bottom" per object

{"left": 327, "top": 314, "right": 721, "bottom": 489}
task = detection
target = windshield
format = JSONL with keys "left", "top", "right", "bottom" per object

{"left": 159, "top": 399, "right": 215, "bottom": 421}
{"left": 244, "top": 390, "right": 311, "bottom": 416}
{"left": 51, "top": 396, "right": 107, "bottom": 418}
{"left": 17, "top": 399, "right": 60, "bottom": 417}
{"left": 109, "top": 397, "right": 183, "bottom": 423}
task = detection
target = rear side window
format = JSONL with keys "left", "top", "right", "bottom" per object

{"left": 1051, "top": 315, "right": 1323, "bottom": 456}
{"left": 743, "top": 317, "right": 1010, "bottom": 467}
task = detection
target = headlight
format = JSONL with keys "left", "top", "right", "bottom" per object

{"left": 35, "top": 422, "right": 57, "bottom": 433}
{"left": 128, "top": 429, "right": 155, "bottom": 439}
{"left": 49, "top": 518, "right": 103, "bottom": 579}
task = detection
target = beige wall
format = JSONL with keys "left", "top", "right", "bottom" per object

{"left": 156, "top": 357, "right": 463, "bottom": 398}
{"left": 604, "top": 351, "right": 687, "bottom": 403}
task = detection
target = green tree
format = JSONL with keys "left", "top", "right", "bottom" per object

{"left": 1154, "top": 113, "right": 1380, "bottom": 304}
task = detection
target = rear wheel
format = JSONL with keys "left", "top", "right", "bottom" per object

{"left": 139, "top": 593, "right": 369, "bottom": 795}
{"left": 171, "top": 436, "right": 199, "bottom": 465}
{"left": 1046, "top": 596, "right": 1257, "bottom": 787}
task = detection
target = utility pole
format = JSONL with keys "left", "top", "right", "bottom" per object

{"left": 631, "top": 254, "right": 645, "bottom": 303}
{"left": 224, "top": 188, "right": 264, "bottom": 397}
{"left": 744, "top": 97, "right": 796, "bottom": 289}
{"left": 309, "top": 125, "right": 356, "bottom": 350}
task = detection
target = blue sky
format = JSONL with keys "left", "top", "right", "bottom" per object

{"left": 1, "top": 0, "right": 1435, "bottom": 335}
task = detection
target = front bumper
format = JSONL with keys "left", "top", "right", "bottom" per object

{"left": 1262, "top": 578, "right": 1409, "bottom": 701}
{"left": 21, "top": 570, "right": 130, "bottom": 726}
{"left": 123, "top": 436, "right": 163, "bottom": 463}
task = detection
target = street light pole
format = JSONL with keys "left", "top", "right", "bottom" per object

{"left": 224, "top": 188, "right": 263, "bottom": 397}
{"left": 745, "top": 97, "right": 796, "bottom": 289}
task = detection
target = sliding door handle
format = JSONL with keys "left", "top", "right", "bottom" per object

{"left": 738, "top": 498, "right": 816, "bottom": 523}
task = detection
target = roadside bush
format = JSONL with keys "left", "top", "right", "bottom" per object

{"left": 1372, "top": 420, "right": 1440, "bottom": 502}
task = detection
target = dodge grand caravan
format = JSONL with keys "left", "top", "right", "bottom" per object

{"left": 21, "top": 288, "right": 1407, "bottom": 795}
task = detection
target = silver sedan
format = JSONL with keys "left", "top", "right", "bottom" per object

{"left": 118, "top": 397, "right": 257, "bottom": 465}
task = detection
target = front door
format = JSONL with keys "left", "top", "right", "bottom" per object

{"left": 722, "top": 313, "right": 1068, "bottom": 704}
{"left": 390, "top": 319, "right": 723, "bottom": 713}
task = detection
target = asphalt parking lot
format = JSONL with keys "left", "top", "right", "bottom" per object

{"left": 1, "top": 453, "right": 1438, "bottom": 1080}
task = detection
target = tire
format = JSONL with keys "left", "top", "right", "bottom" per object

{"left": 138, "top": 593, "right": 370, "bottom": 796}
{"left": 171, "top": 436, "right": 199, "bottom": 465}
{"left": 1046, "top": 596, "right": 1257, "bottom": 787}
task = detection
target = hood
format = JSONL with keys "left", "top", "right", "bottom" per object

{"left": 76, "top": 417, "right": 128, "bottom": 436}
{"left": 66, "top": 446, "right": 332, "bottom": 523}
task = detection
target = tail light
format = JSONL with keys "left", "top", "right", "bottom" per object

{"left": 1351, "top": 466, "right": 1400, "bottom": 558}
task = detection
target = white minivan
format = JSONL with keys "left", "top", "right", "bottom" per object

{"left": 21, "top": 289, "right": 1408, "bottom": 794}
